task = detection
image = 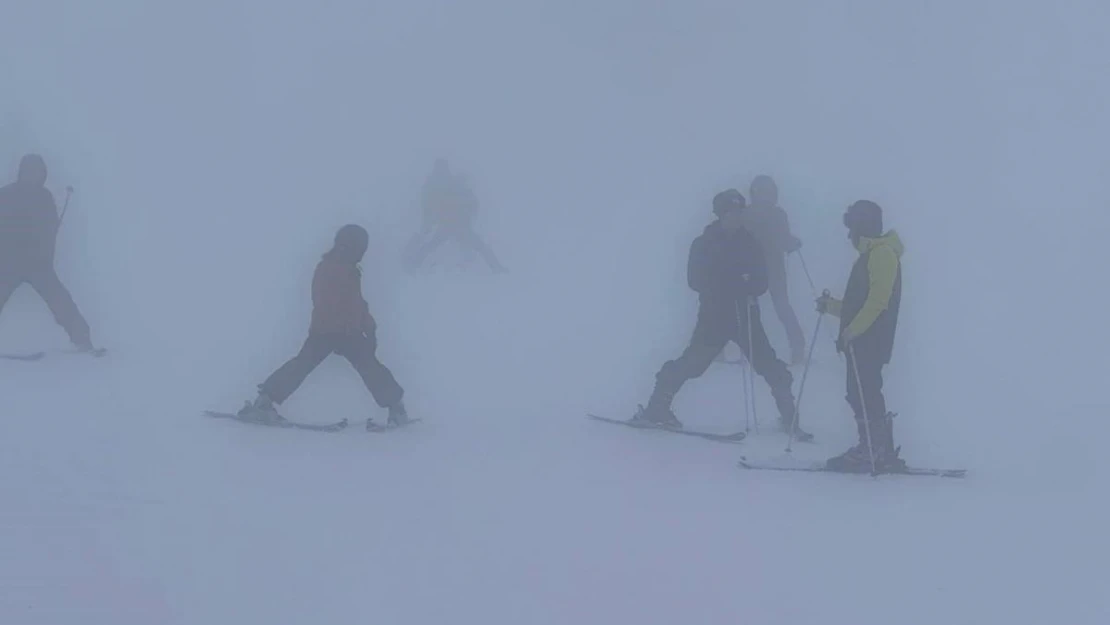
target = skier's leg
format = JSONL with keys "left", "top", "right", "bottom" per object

{"left": 407, "top": 226, "right": 451, "bottom": 268}
{"left": 0, "top": 276, "right": 22, "bottom": 321}
{"left": 459, "top": 225, "right": 506, "bottom": 272}
{"left": 26, "top": 267, "right": 92, "bottom": 348}
{"left": 258, "top": 335, "right": 336, "bottom": 404}
{"left": 642, "top": 327, "right": 727, "bottom": 426}
{"left": 768, "top": 259, "right": 805, "bottom": 363}
{"left": 738, "top": 306, "right": 797, "bottom": 424}
{"left": 337, "top": 332, "right": 404, "bottom": 409}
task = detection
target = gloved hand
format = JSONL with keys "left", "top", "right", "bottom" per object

{"left": 786, "top": 235, "right": 802, "bottom": 253}
{"left": 836, "top": 325, "right": 860, "bottom": 353}
{"left": 815, "top": 291, "right": 836, "bottom": 314}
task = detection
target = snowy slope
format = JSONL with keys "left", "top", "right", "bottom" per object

{"left": 2, "top": 265, "right": 1107, "bottom": 625}
{"left": 3, "top": 1, "right": 1110, "bottom": 623}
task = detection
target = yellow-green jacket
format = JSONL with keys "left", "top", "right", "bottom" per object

{"left": 823, "top": 231, "right": 904, "bottom": 362}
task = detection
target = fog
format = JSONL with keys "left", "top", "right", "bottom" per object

{"left": 1, "top": 1, "right": 1108, "bottom": 623}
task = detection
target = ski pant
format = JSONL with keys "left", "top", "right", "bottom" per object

{"left": 845, "top": 346, "right": 894, "bottom": 450}
{"left": 0, "top": 265, "right": 91, "bottom": 346}
{"left": 408, "top": 222, "right": 503, "bottom": 271}
{"left": 650, "top": 302, "right": 797, "bottom": 423}
{"left": 259, "top": 332, "right": 404, "bottom": 408}
{"left": 767, "top": 255, "right": 805, "bottom": 360}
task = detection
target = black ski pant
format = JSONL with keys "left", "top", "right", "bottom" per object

{"left": 845, "top": 345, "right": 893, "bottom": 450}
{"left": 0, "top": 265, "right": 91, "bottom": 347}
{"left": 259, "top": 332, "right": 404, "bottom": 408}
{"left": 650, "top": 302, "right": 797, "bottom": 424}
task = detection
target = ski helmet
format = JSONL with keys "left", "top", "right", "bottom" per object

{"left": 17, "top": 153, "right": 46, "bottom": 186}
{"left": 333, "top": 224, "right": 369, "bottom": 259}
{"left": 843, "top": 200, "right": 883, "bottom": 238}
{"left": 712, "top": 188, "right": 746, "bottom": 216}
{"left": 749, "top": 175, "right": 778, "bottom": 207}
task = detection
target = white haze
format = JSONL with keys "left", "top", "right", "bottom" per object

{"left": 1, "top": 1, "right": 1108, "bottom": 623}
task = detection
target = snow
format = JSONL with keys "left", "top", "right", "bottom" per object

{"left": 2, "top": 1, "right": 1110, "bottom": 623}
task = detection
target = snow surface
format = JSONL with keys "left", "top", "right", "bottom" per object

{"left": 2, "top": 1, "right": 1109, "bottom": 624}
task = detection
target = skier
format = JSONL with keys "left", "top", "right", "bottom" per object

{"left": 403, "top": 159, "right": 506, "bottom": 273}
{"left": 633, "top": 189, "right": 810, "bottom": 440}
{"left": 815, "top": 200, "right": 905, "bottom": 472}
{"left": 0, "top": 154, "right": 95, "bottom": 351}
{"left": 740, "top": 175, "right": 806, "bottom": 364}
{"left": 240, "top": 224, "right": 411, "bottom": 431}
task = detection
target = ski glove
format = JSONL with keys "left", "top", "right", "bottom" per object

{"left": 816, "top": 292, "right": 842, "bottom": 316}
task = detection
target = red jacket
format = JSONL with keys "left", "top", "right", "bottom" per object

{"left": 309, "top": 256, "right": 374, "bottom": 335}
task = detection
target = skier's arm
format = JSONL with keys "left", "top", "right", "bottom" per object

{"left": 686, "top": 236, "right": 712, "bottom": 293}
{"left": 845, "top": 245, "right": 899, "bottom": 336}
{"left": 774, "top": 207, "right": 801, "bottom": 253}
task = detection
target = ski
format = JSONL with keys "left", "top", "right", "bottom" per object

{"left": 588, "top": 414, "right": 746, "bottom": 444}
{"left": 737, "top": 457, "right": 966, "bottom": 478}
{"left": 367, "top": 418, "right": 423, "bottom": 432}
{"left": 1, "top": 347, "right": 106, "bottom": 361}
{"left": 203, "top": 410, "right": 349, "bottom": 432}
{"left": 1, "top": 351, "right": 46, "bottom": 361}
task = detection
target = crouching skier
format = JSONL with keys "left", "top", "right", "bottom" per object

{"left": 633, "top": 189, "right": 810, "bottom": 440}
{"left": 241, "top": 224, "right": 411, "bottom": 431}
{"left": 816, "top": 200, "right": 905, "bottom": 472}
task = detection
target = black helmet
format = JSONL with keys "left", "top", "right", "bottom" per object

{"left": 843, "top": 200, "right": 883, "bottom": 238}
{"left": 712, "top": 188, "right": 746, "bottom": 216}
{"left": 333, "top": 224, "right": 369, "bottom": 260}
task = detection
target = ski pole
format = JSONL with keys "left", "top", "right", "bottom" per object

{"left": 799, "top": 248, "right": 839, "bottom": 357}
{"left": 57, "top": 185, "right": 74, "bottom": 228}
{"left": 746, "top": 296, "right": 760, "bottom": 433}
{"left": 848, "top": 343, "right": 878, "bottom": 476}
{"left": 796, "top": 250, "right": 817, "bottom": 297}
{"left": 785, "top": 291, "right": 828, "bottom": 453}
{"left": 735, "top": 299, "right": 752, "bottom": 433}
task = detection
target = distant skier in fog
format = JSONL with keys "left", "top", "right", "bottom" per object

{"left": 631, "top": 189, "right": 810, "bottom": 440}
{"left": 0, "top": 154, "right": 95, "bottom": 352}
{"left": 403, "top": 159, "right": 506, "bottom": 273}
{"left": 739, "top": 175, "right": 806, "bottom": 365}
{"left": 816, "top": 200, "right": 905, "bottom": 472}
{"left": 240, "top": 224, "right": 411, "bottom": 432}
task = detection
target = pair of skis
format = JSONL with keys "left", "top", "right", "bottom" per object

{"left": 588, "top": 413, "right": 966, "bottom": 479}
{"left": 203, "top": 410, "right": 420, "bottom": 433}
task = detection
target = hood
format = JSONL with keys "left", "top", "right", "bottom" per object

{"left": 855, "top": 229, "right": 904, "bottom": 257}
{"left": 17, "top": 154, "right": 47, "bottom": 186}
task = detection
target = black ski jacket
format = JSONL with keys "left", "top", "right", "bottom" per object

{"left": 686, "top": 221, "right": 768, "bottom": 338}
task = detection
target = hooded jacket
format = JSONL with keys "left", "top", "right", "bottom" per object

{"left": 826, "top": 231, "right": 904, "bottom": 362}
{"left": 0, "top": 155, "right": 58, "bottom": 270}
{"left": 309, "top": 254, "right": 375, "bottom": 336}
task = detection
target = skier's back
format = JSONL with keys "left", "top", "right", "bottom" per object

{"left": 0, "top": 154, "right": 93, "bottom": 351}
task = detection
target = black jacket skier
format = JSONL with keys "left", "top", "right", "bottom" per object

{"left": 634, "top": 189, "right": 804, "bottom": 437}
{"left": 0, "top": 154, "right": 94, "bottom": 351}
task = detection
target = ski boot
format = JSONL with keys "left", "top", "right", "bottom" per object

{"left": 824, "top": 443, "right": 874, "bottom": 473}
{"left": 387, "top": 401, "right": 412, "bottom": 428}
{"left": 629, "top": 403, "right": 683, "bottom": 429}
{"left": 238, "top": 392, "right": 285, "bottom": 425}
{"left": 778, "top": 415, "right": 814, "bottom": 442}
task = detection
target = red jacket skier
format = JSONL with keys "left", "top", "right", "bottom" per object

{"left": 243, "top": 224, "right": 409, "bottom": 431}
